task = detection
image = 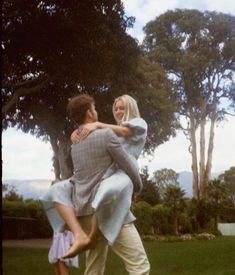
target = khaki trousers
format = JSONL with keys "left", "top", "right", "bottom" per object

{"left": 80, "top": 218, "right": 150, "bottom": 275}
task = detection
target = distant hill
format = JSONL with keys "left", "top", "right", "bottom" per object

{"left": 178, "top": 171, "right": 219, "bottom": 198}
{"left": 178, "top": 171, "right": 193, "bottom": 197}
{"left": 3, "top": 171, "right": 220, "bottom": 199}
{"left": 2, "top": 179, "right": 51, "bottom": 200}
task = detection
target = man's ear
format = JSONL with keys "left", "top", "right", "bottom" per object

{"left": 87, "top": 109, "right": 92, "bottom": 119}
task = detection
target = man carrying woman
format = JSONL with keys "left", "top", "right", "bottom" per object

{"left": 41, "top": 94, "right": 150, "bottom": 275}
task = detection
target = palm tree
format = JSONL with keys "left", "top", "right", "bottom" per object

{"left": 164, "top": 185, "right": 186, "bottom": 235}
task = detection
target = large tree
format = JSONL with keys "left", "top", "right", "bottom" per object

{"left": 153, "top": 168, "right": 179, "bottom": 199}
{"left": 206, "top": 179, "right": 230, "bottom": 230}
{"left": 163, "top": 184, "right": 186, "bottom": 235}
{"left": 143, "top": 9, "right": 235, "bottom": 199}
{"left": 218, "top": 166, "right": 235, "bottom": 204}
{"left": 2, "top": 1, "right": 178, "bottom": 179}
{"left": 2, "top": 0, "right": 138, "bottom": 179}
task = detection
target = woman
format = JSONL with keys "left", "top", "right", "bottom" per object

{"left": 41, "top": 94, "right": 147, "bottom": 258}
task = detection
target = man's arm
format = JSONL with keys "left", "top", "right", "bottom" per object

{"left": 106, "top": 129, "right": 142, "bottom": 194}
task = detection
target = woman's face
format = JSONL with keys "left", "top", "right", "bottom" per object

{"left": 114, "top": 99, "right": 125, "bottom": 122}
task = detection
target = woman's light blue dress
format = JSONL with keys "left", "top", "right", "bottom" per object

{"left": 41, "top": 118, "right": 147, "bottom": 245}
{"left": 48, "top": 230, "right": 79, "bottom": 268}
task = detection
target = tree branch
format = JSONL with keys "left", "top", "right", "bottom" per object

{"left": 3, "top": 74, "right": 46, "bottom": 89}
{"left": 2, "top": 76, "right": 48, "bottom": 115}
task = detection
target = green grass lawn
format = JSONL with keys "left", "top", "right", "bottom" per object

{"left": 3, "top": 236, "right": 235, "bottom": 275}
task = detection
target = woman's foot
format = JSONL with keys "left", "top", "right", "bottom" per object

{"left": 62, "top": 234, "right": 91, "bottom": 259}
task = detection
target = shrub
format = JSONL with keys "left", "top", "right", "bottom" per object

{"left": 2, "top": 199, "right": 52, "bottom": 238}
{"left": 131, "top": 201, "right": 153, "bottom": 235}
{"left": 152, "top": 204, "right": 173, "bottom": 235}
{"left": 25, "top": 200, "right": 52, "bottom": 237}
{"left": 2, "top": 200, "right": 28, "bottom": 217}
{"left": 179, "top": 212, "right": 193, "bottom": 234}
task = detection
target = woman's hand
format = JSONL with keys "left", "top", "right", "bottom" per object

{"left": 51, "top": 179, "right": 60, "bottom": 185}
{"left": 83, "top": 122, "right": 101, "bottom": 132}
{"left": 70, "top": 122, "right": 101, "bottom": 144}
{"left": 71, "top": 129, "right": 81, "bottom": 144}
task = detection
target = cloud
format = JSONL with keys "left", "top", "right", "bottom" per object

{"left": 123, "top": 0, "right": 180, "bottom": 42}
{"left": 123, "top": 0, "right": 235, "bottom": 42}
{"left": 204, "top": 0, "right": 235, "bottom": 14}
{"left": 2, "top": 128, "right": 54, "bottom": 180}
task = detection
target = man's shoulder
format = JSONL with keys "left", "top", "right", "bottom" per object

{"left": 86, "top": 128, "right": 115, "bottom": 142}
{"left": 93, "top": 128, "right": 114, "bottom": 137}
{"left": 72, "top": 128, "right": 115, "bottom": 151}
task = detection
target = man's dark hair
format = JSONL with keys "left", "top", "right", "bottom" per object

{"left": 67, "top": 94, "right": 95, "bottom": 125}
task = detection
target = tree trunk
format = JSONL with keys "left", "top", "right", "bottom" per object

{"left": 189, "top": 107, "right": 199, "bottom": 199}
{"left": 203, "top": 93, "right": 217, "bottom": 199}
{"left": 199, "top": 97, "right": 207, "bottom": 198}
{"left": 49, "top": 135, "right": 73, "bottom": 180}
{"left": 58, "top": 138, "right": 73, "bottom": 180}
{"left": 173, "top": 213, "right": 178, "bottom": 235}
{"left": 50, "top": 136, "right": 61, "bottom": 180}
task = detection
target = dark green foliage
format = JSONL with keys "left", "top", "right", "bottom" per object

{"left": 2, "top": 1, "right": 178, "bottom": 178}
{"left": 3, "top": 199, "right": 52, "bottom": 238}
{"left": 138, "top": 166, "right": 161, "bottom": 205}
{"left": 2, "top": 0, "right": 141, "bottom": 179}
{"left": 138, "top": 181, "right": 160, "bottom": 206}
{"left": 152, "top": 204, "right": 173, "bottom": 234}
{"left": 143, "top": 10, "right": 235, "bottom": 114}
{"left": 132, "top": 167, "right": 234, "bottom": 235}
{"left": 178, "top": 212, "right": 194, "bottom": 234}
{"left": 2, "top": 184, "right": 23, "bottom": 201}
{"left": 132, "top": 56, "right": 178, "bottom": 152}
{"left": 219, "top": 166, "right": 235, "bottom": 204}
{"left": 3, "top": 200, "right": 29, "bottom": 217}
{"left": 131, "top": 201, "right": 153, "bottom": 235}
{"left": 2, "top": 0, "right": 138, "bottom": 135}
{"left": 206, "top": 178, "right": 235, "bottom": 229}
{"left": 163, "top": 184, "right": 186, "bottom": 235}
{"left": 186, "top": 198, "right": 213, "bottom": 232}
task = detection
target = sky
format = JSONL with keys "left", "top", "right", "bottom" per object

{"left": 2, "top": 0, "right": 235, "bottom": 181}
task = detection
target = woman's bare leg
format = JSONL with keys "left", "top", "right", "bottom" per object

{"left": 54, "top": 261, "right": 69, "bottom": 275}
{"left": 54, "top": 263, "right": 60, "bottom": 275}
{"left": 54, "top": 202, "right": 91, "bottom": 258}
{"left": 89, "top": 214, "right": 99, "bottom": 244}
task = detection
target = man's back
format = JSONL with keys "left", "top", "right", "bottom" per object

{"left": 71, "top": 127, "right": 142, "bottom": 216}
{"left": 71, "top": 128, "right": 114, "bottom": 214}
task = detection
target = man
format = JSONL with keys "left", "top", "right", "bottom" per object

{"left": 67, "top": 94, "right": 150, "bottom": 275}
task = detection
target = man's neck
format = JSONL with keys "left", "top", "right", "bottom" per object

{"left": 83, "top": 118, "right": 94, "bottom": 125}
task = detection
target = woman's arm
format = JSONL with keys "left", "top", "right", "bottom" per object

{"left": 96, "top": 122, "right": 134, "bottom": 138}
{"left": 71, "top": 121, "right": 134, "bottom": 144}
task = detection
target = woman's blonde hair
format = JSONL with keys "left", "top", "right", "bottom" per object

{"left": 112, "top": 94, "right": 140, "bottom": 123}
